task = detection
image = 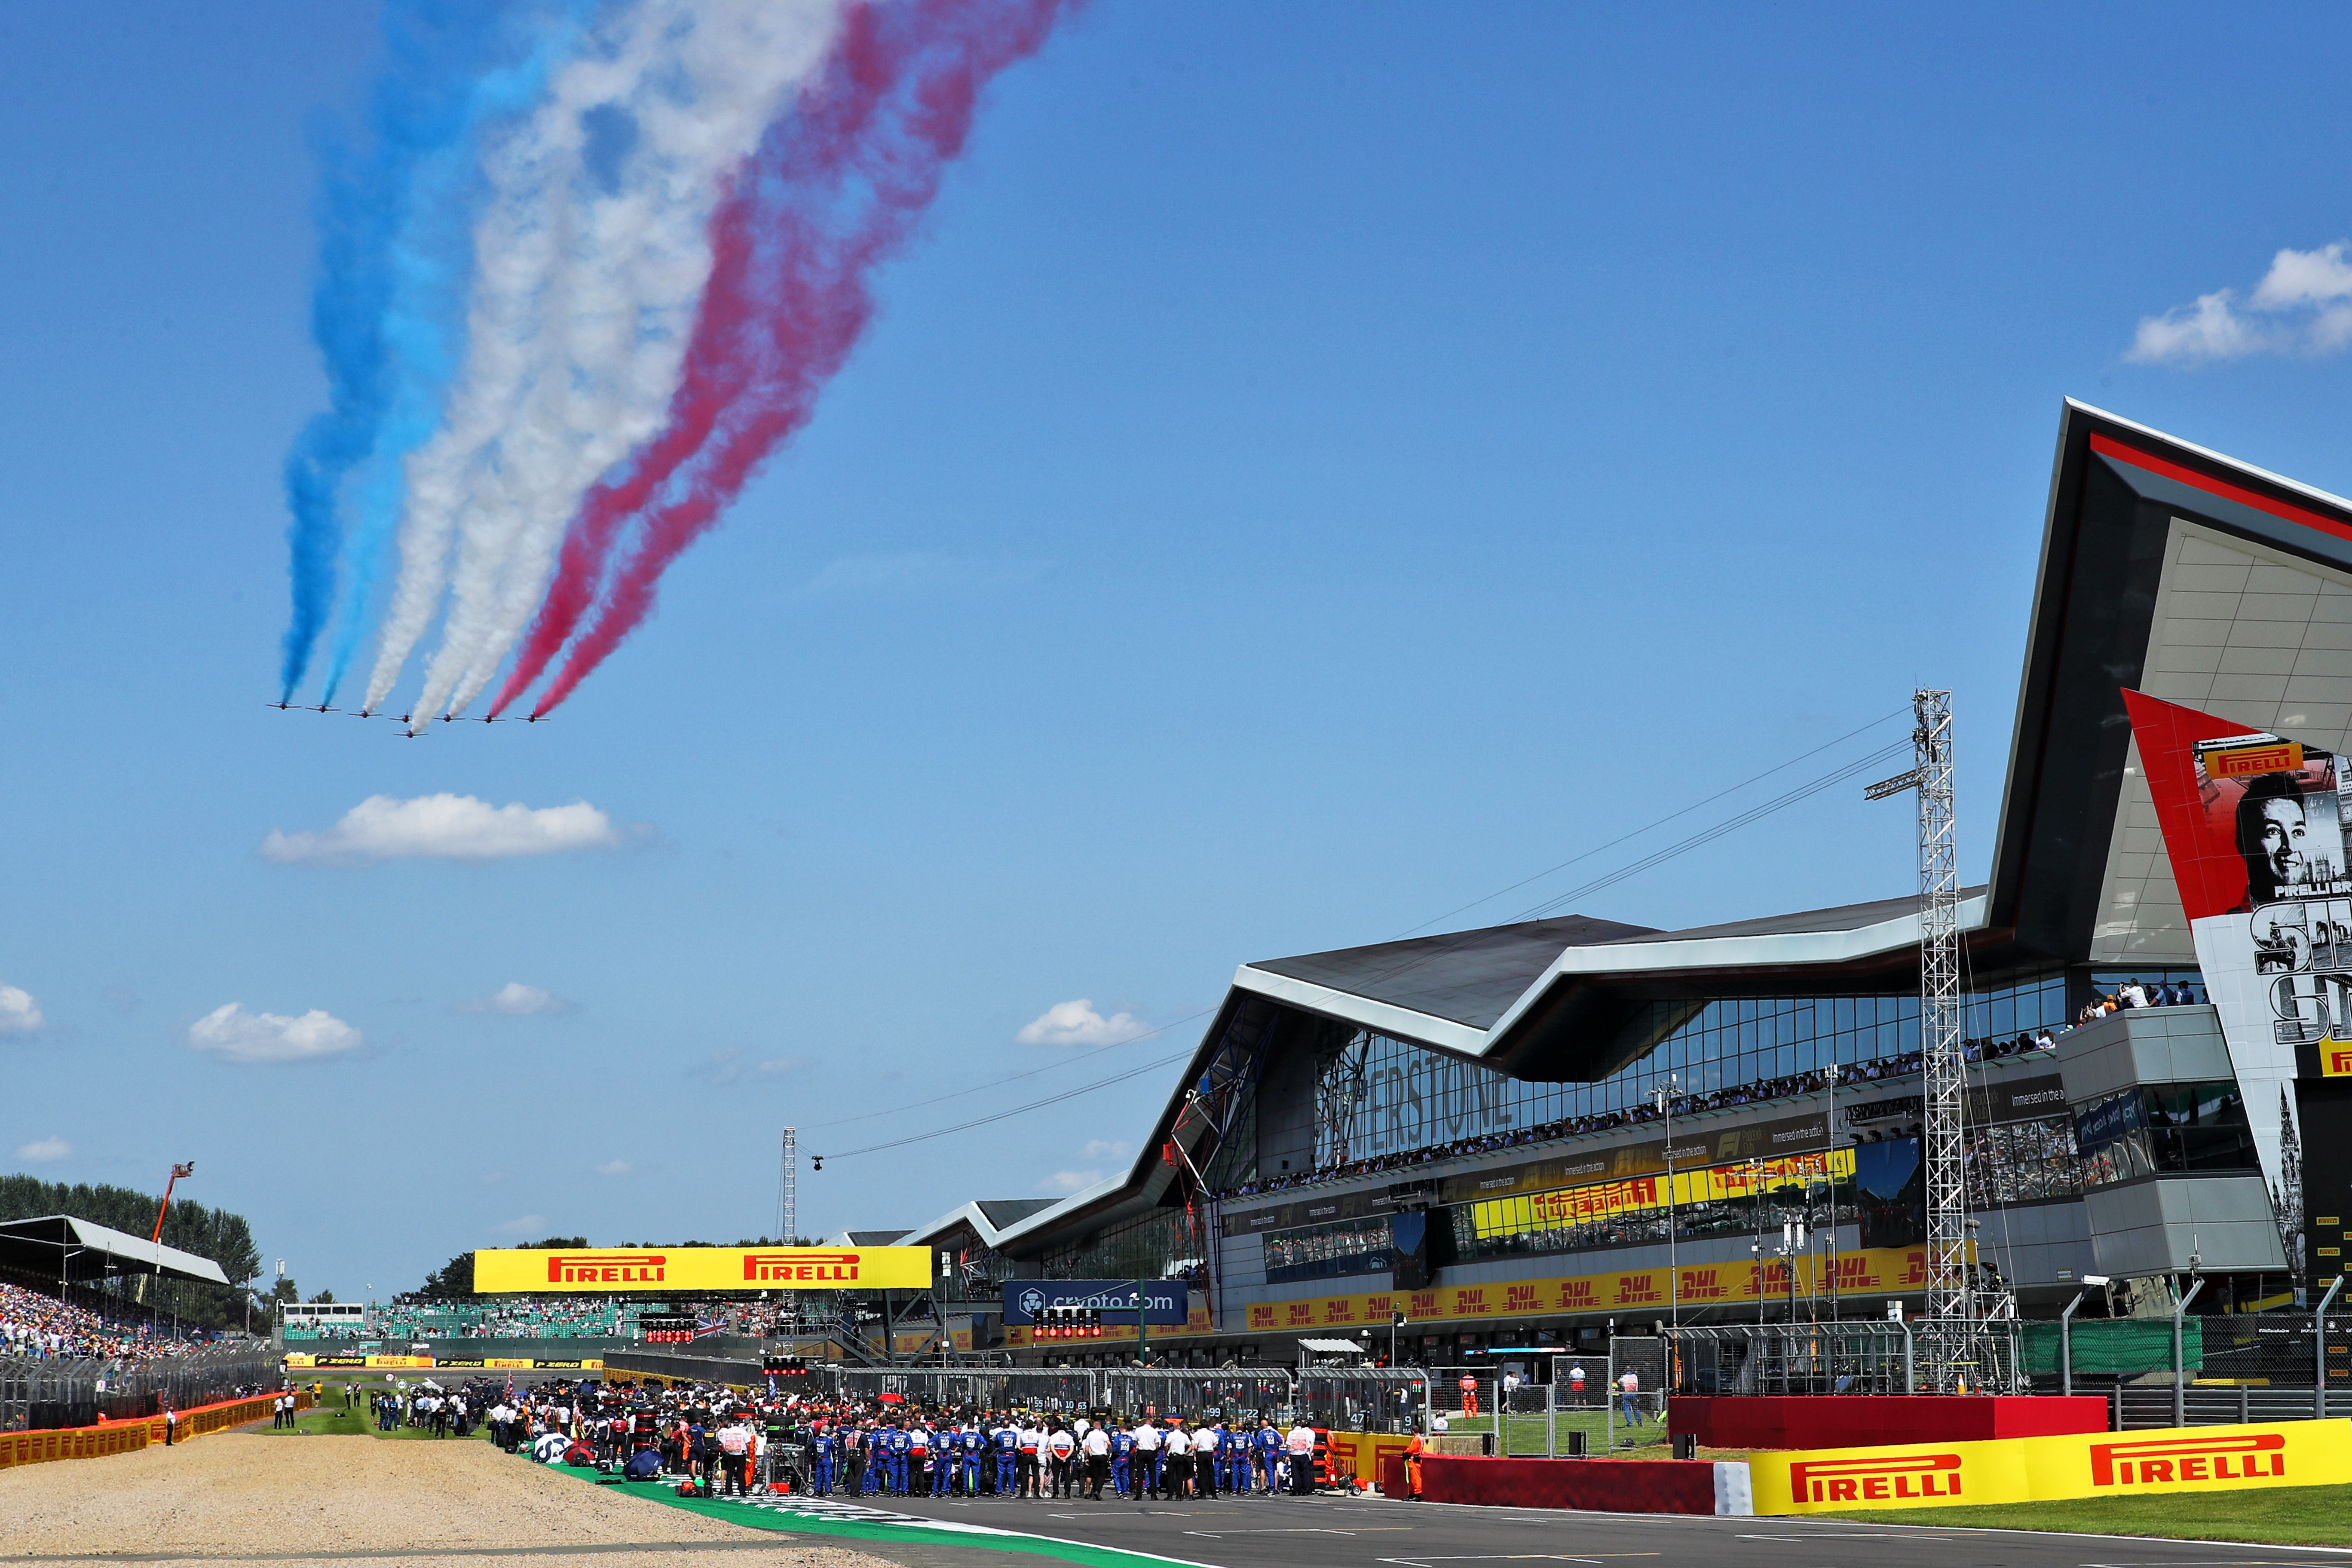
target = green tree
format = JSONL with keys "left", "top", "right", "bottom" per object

{"left": 0, "top": 1173, "right": 264, "bottom": 1330}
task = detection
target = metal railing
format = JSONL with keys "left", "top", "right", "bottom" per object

{"left": 1, "top": 1347, "right": 282, "bottom": 1431}
{"left": 1663, "top": 1320, "right": 2023, "bottom": 1396}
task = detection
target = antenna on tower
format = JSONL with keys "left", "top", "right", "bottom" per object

{"left": 778, "top": 1127, "right": 798, "bottom": 1245}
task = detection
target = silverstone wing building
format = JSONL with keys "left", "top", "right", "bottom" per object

{"left": 902, "top": 402, "right": 2352, "bottom": 1364}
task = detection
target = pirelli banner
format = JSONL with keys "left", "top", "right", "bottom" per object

{"left": 1753, "top": 1419, "right": 2352, "bottom": 1513}
{"left": 471, "top": 1245, "right": 932, "bottom": 1293}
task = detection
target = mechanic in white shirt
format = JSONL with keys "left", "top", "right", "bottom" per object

{"left": 1081, "top": 1422, "right": 1112, "bottom": 1499}
{"left": 1130, "top": 1418, "right": 1162, "bottom": 1498}
{"left": 1284, "top": 1421, "right": 1317, "bottom": 1496}
{"left": 1161, "top": 1420, "right": 1193, "bottom": 1499}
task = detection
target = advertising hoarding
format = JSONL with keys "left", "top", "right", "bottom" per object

{"left": 1001, "top": 1278, "right": 1191, "bottom": 1325}
{"left": 471, "top": 1245, "right": 931, "bottom": 1293}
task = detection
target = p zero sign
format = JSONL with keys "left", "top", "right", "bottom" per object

{"left": 1001, "top": 1279, "right": 1192, "bottom": 1326}
{"left": 472, "top": 1246, "right": 932, "bottom": 1293}
{"left": 1752, "top": 1419, "right": 2351, "bottom": 1513}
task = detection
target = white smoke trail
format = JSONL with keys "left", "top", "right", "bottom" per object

{"left": 364, "top": 0, "right": 842, "bottom": 723}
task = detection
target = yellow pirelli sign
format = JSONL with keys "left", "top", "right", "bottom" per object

{"left": 1753, "top": 1419, "right": 2352, "bottom": 1513}
{"left": 471, "top": 1245, "right": 932, "bottom": 1293}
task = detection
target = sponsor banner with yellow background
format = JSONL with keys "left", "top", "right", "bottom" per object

{"left": 472, "top": 1245, "right": 932, "bottom": 1293}
{"left": 1753, "top": 1419, "right": 2352, "bottom": 1513}
{"left": 1326, "top": 1430, "right": 1412, "bottom": 1487}
{"left": 1472, "top": 1150, "right": 1851, "bottom": 1239}
{"left": 1228, "top": 1244, "right": 1933, "bottom": 1338}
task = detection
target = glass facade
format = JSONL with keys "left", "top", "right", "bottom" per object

{"left": 1043, "top": 1208, "right": 1207, "bottom": 1284}
{"left": 2074, "top": 1082, "right": 2258, "bottom": 1187}
{"left": 1324, "top": 974, "right": 2074, "bottom": 1169}
{"left": 1263, "top": 1216, "right": 1393, "bottom": 1284}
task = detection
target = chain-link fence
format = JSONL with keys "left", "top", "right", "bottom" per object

{"left": 1, "top": 1348, "right": 282, "bottom": 1431}
{"left": 1606, "top": 1336, "right": 1669, "bottom": 1452}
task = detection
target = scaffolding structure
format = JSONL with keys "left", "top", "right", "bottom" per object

{"left": 1867, "top": 689, "right": 1975, "bottom": 1388}
{"left": 778, "top": 1127, "right": 798, "bottom": 1245}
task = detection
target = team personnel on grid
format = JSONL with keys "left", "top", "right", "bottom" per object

{"left": 1618, "top": 1368, "right": 1641, "bottom": 1424}
{"left": 1083, "top": 1421, "right": 1112, "bottom": 1498}
{"left": 1285, "top": 1419, "right": 1317, "bottom": 1495}
{"left": 1131, "top": 1413, "right": 1161, "bottom": 1494}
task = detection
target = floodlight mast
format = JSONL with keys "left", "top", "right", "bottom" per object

{"left": 1866, "top": 689, "right": 1969, "bottom": 1389}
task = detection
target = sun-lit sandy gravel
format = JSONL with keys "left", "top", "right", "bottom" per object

{"left": 0, "top": 1431, "right": 895, "bottom": 1567}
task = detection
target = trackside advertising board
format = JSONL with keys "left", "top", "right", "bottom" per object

{"left": 1002, "top": 1279, "right": 1192, "bottom": 1326}
{"left": 471, "top": 1245, "right": 932, "bottom": 1292}
{"left": 1752, "top": 1418, "right": 2352, "bottom": 1513}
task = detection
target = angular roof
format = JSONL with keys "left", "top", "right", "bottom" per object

{"left": 1251, "top": 914, "right": 1657, "bottom": 1030}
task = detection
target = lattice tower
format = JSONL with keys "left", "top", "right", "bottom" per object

{"left": 1911, "top": 692, "right": 1972, "bottom": 1370}
{"left": 778, "top": 1127, "right": 798, "bottom": 1245}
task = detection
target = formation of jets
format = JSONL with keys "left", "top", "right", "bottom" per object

{"left": 265, "top": 701, "right": 544, "bottom": 732}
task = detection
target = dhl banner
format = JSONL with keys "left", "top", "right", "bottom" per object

{"left": 1231, "top": 1243, "right": 1939, "bottom": 1336}
{"left": 472, "top": 1245, "right": 932, "bottom": 1292}
{"left": 1472, "top": 1150, "right": 1852, "bottom": 1239}
{"left": 1753, "top": 1419, "right": 2352, "bottom": 1513}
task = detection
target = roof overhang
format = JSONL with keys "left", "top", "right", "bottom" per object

{"left": 0, "top": 1215, "right": 232, "bottom": 1287}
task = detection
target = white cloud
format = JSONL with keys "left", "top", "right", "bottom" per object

{"left": 758, "top": 1056, "right": 809, "bottom": 1076}
{"left": 594, "top": 1159, "right": 632, "bottom": 1176}
{"left": 1040, "top": 1169, "right": 1105, "bottom": 1193}
{"left": 453, "top": 982, "right": 578, "bottom": 1016}
{"left": 260, "top": 793, "right": 621, "bottom": 866}
{"left": 188, "top": 1003, "right": 363, "bottom": 1065}
{"left": 493, "top": 1214, "right": 549, "bottom": 1235}
{"left": 14, "top": 1136, "right": 70, "bottom": 1163}
{"left": 1017, "top": 999, "right": 1151, "bottom": 1047}
{"left": 1080, "top": 1139, "right": 1131, "bottom": 1161}
{"left": 0, "top": 983, "right": 44, "bottom": 1036}
{"left": 2128, "top": 242, "right": 2352, "bottom": 364}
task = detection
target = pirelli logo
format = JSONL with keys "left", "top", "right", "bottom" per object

{"left": 2204, "top": 741, "right": 2303, "bottom": 779}
{"left": 741, "top": 1250, "right": 862, "bottom": 1283}
{"left": 2089, "top": 1433, "right": 2286, "bottom": 1486}
{"left": 1789, "top": 1452, "right": 1963, "bottom": 1503}
{"left": 545, "top": 1253, "right": 667, "bottom": 1284}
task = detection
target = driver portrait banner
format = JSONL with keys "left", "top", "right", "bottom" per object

{"left": 2122, "top": 688, "right": 2351, "bottom": 1259}
{"left": 471, "top": 1245, "right": 931, "bottom": 1292}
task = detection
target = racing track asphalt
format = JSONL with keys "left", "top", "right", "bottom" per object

{"left": 803, "top": 1489, "right": 2352, "bottom": 1568}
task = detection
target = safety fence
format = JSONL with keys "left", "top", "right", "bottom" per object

{"left": 1, "top": 1348, "right": 283, "bottom": 1431}
{"left": 0, "top": 1388, "right": 307, "bottom": 1469}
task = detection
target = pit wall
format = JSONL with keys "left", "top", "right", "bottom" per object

{"left": 0, "top": 1390, "right": 309, "bottom": 1471}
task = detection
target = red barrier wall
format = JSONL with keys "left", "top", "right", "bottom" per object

{"left": 1669, "top": 1395, "right": 2107, "bottom": 1450}
{"left": 1418, "top": 1455, "right": 1718, "bottom": 1513}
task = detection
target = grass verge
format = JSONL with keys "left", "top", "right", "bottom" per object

{"left": 1826, "top": 1482, "right": 2352, "bottom": 1547}
{"left": 251, "top": 1401, "right": 488, "bottom": 1442}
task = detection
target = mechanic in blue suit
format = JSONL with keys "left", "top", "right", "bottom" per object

{"left": 810, "top": 1428, "right": 837, "bottom": 1495}
{"left": 959, "top": 1424, "right": 984, "bottom": 1494}
{"left": 887, "top": 1423, "right": 913, "bottom": 1494}
{"left": 1109, "top": 1424, "right": 1136, "bottom": 1498}
{"left": 993, "top": 1418, "right": 1020, "bottom": 1495}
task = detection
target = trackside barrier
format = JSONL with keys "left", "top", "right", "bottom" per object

{"left": 1323, "top": 1429, "right": 1412, "bottom": 1488}
{"left": 1416, "top": 1454, "right": 1752, "bottom": 1515}
{"left": 0, "top": 1389, "right": 306, "bottom": 1471}
{"left": 1749, "top": 1417, "right": 2352, "bottom": 1513}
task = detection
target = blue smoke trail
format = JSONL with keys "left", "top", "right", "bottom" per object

{"left": 280, "top": 0, "right": 594, "bottom": 705}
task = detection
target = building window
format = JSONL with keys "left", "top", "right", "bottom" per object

{"left": 2074, "top": 1082, "right": 2255, "bottom": 1188}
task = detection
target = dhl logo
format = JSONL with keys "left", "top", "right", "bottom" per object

{"left": 1287, "top": 1303, "right": 1315, "bottom": 1324}
{"left": 1789, "top": 1451, "right": 1963, "bottom": 1503}
{"left": 1505, "top": 1285, "right": 1540, "bottom": 1310}
{"left": 545, "top": 1253, "right": 667, "bottom": 1284}
{"left": 1364, "top": 1295, "right": 1393, "bottom": 1316}
{"left": 2206, "top": 741, "right": 2302, "bottom": 779}
{"left": 741, "top": 1251, "right": 863, "bottom": 1283}
{"left": 1456, "top": 1288, "right": 1490, "bottom": 1314}
{"left": 1248, "top": 1305, "right": 1275, "bottom": 1329}
{"left": 1615, "top": 1274, "right": 1661, "bottom": 1305}
{"left": 1323, "top": 1298, "right": 1356, "bottom": 1321}
{"left": 2090, "top": 1433, "right": 2286, "bottom": 1486}
{"left": 1555, "top": 1281, "right": 1596, "bottom": 1305}
{"left": 1680, "top": 1268, "right": 1730, "bottom": 1300}
{"left": 1409, "top": 1292, "right": 1439, "bottom": 1315}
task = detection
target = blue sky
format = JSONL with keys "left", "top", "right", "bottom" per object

{"left": 7, "top": 0, "right": 2352, "bottom": 1302}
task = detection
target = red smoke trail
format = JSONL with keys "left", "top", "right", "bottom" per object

{"left": 493, "top": 0, "right": 1069, "bottom": 717}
